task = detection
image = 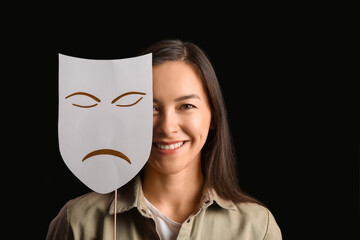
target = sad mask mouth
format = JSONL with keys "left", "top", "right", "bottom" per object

{"left": 82, "top": 149, "right": 131, "bottom": 164}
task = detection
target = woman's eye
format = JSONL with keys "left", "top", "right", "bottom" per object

{"left": 180, "top": 104, "right": 195, "bottom": 110}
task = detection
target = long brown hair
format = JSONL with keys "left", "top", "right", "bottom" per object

{"left": 141, "top": 40, "right": 260, "bottom": 204}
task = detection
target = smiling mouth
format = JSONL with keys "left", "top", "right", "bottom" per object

{"left": 154, "top": 141, "right": 185, "bottom": 150}
{"left": 82, "top": 149, "right": 131, "bottom": 164}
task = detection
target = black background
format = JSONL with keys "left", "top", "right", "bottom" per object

{"left": 8, "top": 7, "right": 359, "bottom": 239}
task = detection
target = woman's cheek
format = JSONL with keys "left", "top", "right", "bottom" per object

{"left": 183, "top": 111, "right": 211, "bottom": 143}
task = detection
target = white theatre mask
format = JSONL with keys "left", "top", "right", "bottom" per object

{"left": 58, "top": 53, "right": 152, "bottom": 194}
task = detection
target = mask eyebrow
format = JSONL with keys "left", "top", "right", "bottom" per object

{"left": 65, "top": 92, "right": 101, "bottom": 102}
{"left": 111, "top": 91, "right": 146, "bottom": 104}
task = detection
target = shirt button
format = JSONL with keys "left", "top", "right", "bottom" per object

{"left": 141, "top": 209, "right": 147, "bottom": 215}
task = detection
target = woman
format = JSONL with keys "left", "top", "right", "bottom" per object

{"left": 47, "top": 40, "right": 282, "bottom": 240}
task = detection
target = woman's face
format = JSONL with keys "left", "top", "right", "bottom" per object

{"left": 148, "top": 61, "right": 212, "bottom": 175}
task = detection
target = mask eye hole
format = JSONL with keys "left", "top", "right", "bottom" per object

{"left": 112, "top": 91, "right": 146, "bottom": 107}
{"left": 65, "top": 92, "right": 101, "bottom": 108}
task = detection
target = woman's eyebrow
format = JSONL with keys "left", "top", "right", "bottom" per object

{"left": 175, "top": 94, "right": 200, "bottom": 102}
{"left": 153, "top": 94, "right": 200, "bottom": 103}
{"left": 65, "top": 92, "right": 101, "bottom": 102}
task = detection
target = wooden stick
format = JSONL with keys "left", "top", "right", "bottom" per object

{"left": 114, "top": 189, "right": 117, "bottom": 240}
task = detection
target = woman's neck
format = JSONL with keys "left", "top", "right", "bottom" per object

{"left": 142, "top": 161, "right": 204, "bottom": 223}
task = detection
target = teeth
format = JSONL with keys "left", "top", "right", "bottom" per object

{"left": 155, "top": 141, "right": 184, "bottom": 150}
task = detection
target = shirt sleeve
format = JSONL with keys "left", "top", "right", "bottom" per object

{"left": 264, "top": 209, "right": 282, "bottom": 240}
{"left": 46, "top": 202, "right": 74, "bottom": 240}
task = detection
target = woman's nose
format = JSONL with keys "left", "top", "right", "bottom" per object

{"left": 154, "top": 110, "right": 179, "bottom": 137}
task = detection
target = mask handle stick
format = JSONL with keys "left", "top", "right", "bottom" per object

{"left": 114, "top": 189, "right": 117, "bottom": 240}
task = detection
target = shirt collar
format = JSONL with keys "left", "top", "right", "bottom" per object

{"left": 205, "top": 188, "right": 237, "bottom": 211}
{"left": 109, "top": 176, "right": 237, "bottom": 214}
{"left": 109, "top": 176, "right": 146, "bottom": 215}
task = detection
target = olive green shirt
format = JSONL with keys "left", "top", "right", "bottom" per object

{"left": 46, "top": 177, "right": 282, "bottom": 239}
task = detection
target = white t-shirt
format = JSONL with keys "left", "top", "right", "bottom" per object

{"left": 144, "top": 197, "right": 182, "bottom": 240}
